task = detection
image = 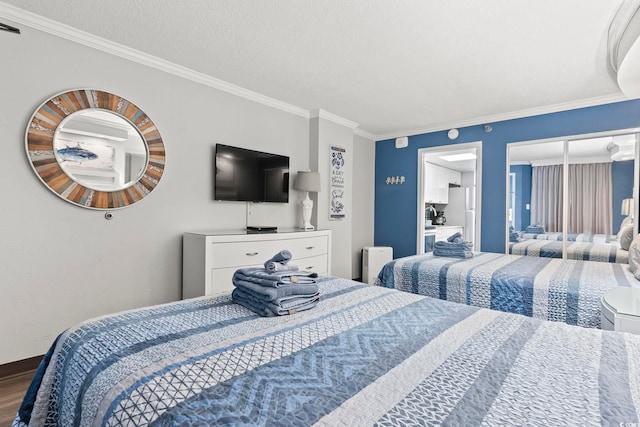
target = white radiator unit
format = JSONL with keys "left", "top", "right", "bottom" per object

{"left": 362, "top": 246, "right": 393, "bottom": 285}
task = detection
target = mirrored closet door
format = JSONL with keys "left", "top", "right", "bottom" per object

{"left": 506, "top": 129, "right": 639, "bottom": 258}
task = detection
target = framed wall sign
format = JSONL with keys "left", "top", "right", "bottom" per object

{"left": 330, "top": 145, "right": 346, "bottom": 220}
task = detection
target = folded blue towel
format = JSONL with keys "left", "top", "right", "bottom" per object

{"left": 232, "top": 287, "right": 319, "bottom": 317}
{"left": 263, "top": 250, "right": 292, "bottom": 268}
{"left": 234, "top": 268, "right": 318, "bottom": 288}
{"left": 434, "top": 240, "right": 472, "bottom": 250}
{"left": 433, "top": 248, "right": 473, "bottom": 258}
{"left": 447, "top": 232, "right": 464, "bottom": 243}
{"left": 233, "top": 279, "right": 318, "bottom": 302}
{"left": 265, "top": 261, "right": 299, "bottom": 273}
{"left": 525, "top": 224, "right": 545, "bottom": 234}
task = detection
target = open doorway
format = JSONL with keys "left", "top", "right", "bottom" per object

{"left": 416, "top": 142, "right": 482, "bottom": 254}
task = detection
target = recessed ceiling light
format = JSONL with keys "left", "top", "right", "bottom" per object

{"left": 439, "top": 153, "right": 477, "bottom": 162}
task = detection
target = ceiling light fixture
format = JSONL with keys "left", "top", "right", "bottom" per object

{"left": 607, "top": 135, "right": 636, "bottom": 161}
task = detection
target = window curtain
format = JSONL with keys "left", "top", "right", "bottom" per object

{"left": 531, "top": 165, "right": 563, "bottom": 232}
{"left": 530, "top": 163, "right": 612, "bottom": 234}
{"left": 567, "top": 162, "right": 612, "bottom": 234}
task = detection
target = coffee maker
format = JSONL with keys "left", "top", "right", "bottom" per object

{"left": 425, "top": 205, "right": 437, "bottom": 226}
{"left": 434, "top": 211, "right": 447, "bottom": 225}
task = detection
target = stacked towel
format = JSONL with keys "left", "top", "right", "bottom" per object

{"left": 447, "top": 232, "right": 464, "bottom": 243}
{"left": 232, "top": 253, "right": 319, "bottom": 317}
{"left": 263, "top": 250, "right": 299, "bottom": 272}
{"left": 433, "top": 239, "right": 473, "bottom": 258}
{"left": 508, "top": 227, "right": 521, "bottom": 242}
{"left": 525, "top": 224, "right": 545, "bottom": 234}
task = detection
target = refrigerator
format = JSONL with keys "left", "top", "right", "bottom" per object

{"left": 445, "top": 186, "right": 476, "bottom": 248}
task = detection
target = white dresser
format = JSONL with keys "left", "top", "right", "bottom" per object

{"left": 182, "top": 229, "right": 332, "bottom": 298}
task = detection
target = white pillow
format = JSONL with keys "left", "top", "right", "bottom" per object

{"left": 628, "top": 233, "right": 640, "bottom": 274}
{"left": 618, "top": 216, "right": 633, "bottom": 240}
{"left": 620, "top": 224, "right": 634, "bottom": 251}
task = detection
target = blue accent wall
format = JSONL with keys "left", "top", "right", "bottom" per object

{"left": 612, "top": 160, "right": 634, "bottom": 233}
{"left": 510, "top": 165, "right": 532, "bottom": 231}
{"left": 375, "top": 99, "right": 640, "bottom": 257}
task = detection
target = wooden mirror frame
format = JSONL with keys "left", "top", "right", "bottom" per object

{"left": 25, "top": 89, "right": 165, "bottom": 209}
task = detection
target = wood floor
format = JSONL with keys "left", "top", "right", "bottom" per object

{"left": 0, "top": 370, "right": 34, "bottom": 427}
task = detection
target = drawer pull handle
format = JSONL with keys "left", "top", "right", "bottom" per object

{"left": 246, "top": 252, "right": 259, "bottom": 256}
{"left": 306, "top": 266, "right": 314, "bottom": 270}
{"left": 306, "top": 246, "right": 314, "bottom": 250}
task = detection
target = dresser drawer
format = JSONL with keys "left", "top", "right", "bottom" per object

{"left": 208, "top": 235, "right": 328, "bottom": 268}
{"left": 293, "top": 254, "right": 328, "bottom": 274}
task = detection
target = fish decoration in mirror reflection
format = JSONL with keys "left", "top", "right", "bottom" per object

{"left": 55, "top": 141, "right": 114, "bottom": 169}
{"left": 56, "top": 144, "right": 98, "bottom": 162}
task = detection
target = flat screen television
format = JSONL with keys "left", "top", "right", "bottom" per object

{"left": 214, "top": 144, "right": 290, "bottom": 203}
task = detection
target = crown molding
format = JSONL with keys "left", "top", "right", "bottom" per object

{"left": 0, "top": 2, "right": 310, "bottom": 119}
{"left": 374, "top": 93, "right": 630, "bottom": 141}
{"left": 4, "top": 3, "right": 628, "bottom": 144}
{"left": 353, "top": 128, "right": 377, "bottom": 140}
{"left": 310, "top": 109, "right": 359, "bottom": 129}
{"left": 310, "top": 109, "right": 377, "bottom": 140}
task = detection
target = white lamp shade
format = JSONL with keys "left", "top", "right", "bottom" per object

{"left": 622, "top": 198, "right": 635, "bottom": 216}
{"left": 294, "top": 171, "right": 321, "bottom": 193}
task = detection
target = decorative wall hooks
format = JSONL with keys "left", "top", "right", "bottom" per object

{"left": 386, "top": 176, "right": 405, "bottom": 185}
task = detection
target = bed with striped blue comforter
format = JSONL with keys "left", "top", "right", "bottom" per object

{"left": 376, "top": 252, "right": 636, "bottom": 328}
{"left": 509, "top": 239, "right": 628, "bottom": 263}
{"left": 519, "top": 232, "right": 615, "bottom": 242}
{"left": 13, "top": 276, "right": 640, "bottom": 426}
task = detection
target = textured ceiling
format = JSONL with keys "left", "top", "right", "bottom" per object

{"left": 0, "top": 0, "right": 629, "bottom": 138}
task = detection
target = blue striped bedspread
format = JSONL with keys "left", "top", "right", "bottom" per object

{"left": 13, "top": 276, "right": 640, "bottom": 426}
{"left": 509, "top": 239, "right": 628, "bottom": 263}
{"left": 519, "top": 232, "right": 615, "bottom": 242}
{"left": 376, "top": 252, "right": 636, "bottom": 328}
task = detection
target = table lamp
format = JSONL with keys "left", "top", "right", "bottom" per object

{"left": 294, "top": 171, "right": 321, "bottom": 230}
{"left": 622, "top": 198, "right": 635, "bottom": 218}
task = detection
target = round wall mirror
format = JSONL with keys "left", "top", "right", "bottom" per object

{"left": 25, "top": 89, "right": 165, "bottom": 209}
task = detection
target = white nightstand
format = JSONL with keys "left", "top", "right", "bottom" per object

{"left": 601, "top": 287, "right": 640, "bottom": 334}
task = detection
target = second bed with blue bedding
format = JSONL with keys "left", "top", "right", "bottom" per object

{"left": 376, "top": 252, "right": 636, "bottom": 328}
{"left": 509, "top": 239, "right": 628, "bottom": 263}
{"left": 519, "top": 232, "right": 615, "bottom": 242}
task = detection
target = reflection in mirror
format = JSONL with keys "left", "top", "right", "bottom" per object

{"left": 508, "top": 140, "right": 565, "bottom": 254}
{"left": 507, "top": 131, "right": 637, "bottom": 260}
{"left": 566, "top": 135, "right": 636, "bottom": 239}
{"left": 54, "top": 110, "right": 148, "bottom": 191}
{"left": 26, "top": 89, "right": 165, "bottom": 210}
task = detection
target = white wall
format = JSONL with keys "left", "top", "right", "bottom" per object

{"left": 1, "top": 26, "right": 326, "bottom": 364}
{"left": 461, "top": 171, "right": 475, "bottom": 186}
{"left": 309, "top": 117, "right": 355, "bottom": 279}
{"left": 352, "top": 135, "right": 375, "bottom": 279}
